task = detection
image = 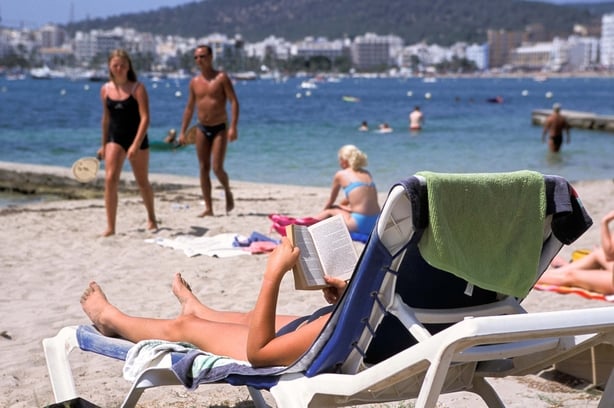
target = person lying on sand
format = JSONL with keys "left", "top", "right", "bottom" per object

{"left": 537, "top": 210, "right": 614, "bottom": 295}
{"left": 81, "top": 237, "right": 346, "bottom": 366}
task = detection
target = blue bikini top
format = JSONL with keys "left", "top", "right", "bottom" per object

{"left": 344, "top": 181, "right": 375, "bottom": 196}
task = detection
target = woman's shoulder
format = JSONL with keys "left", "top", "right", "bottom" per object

{"left": 100, "top": 81, "right": 112, "bottom": 97}
{"left": 353, "top": 168, "right": 373, "bottom": 179}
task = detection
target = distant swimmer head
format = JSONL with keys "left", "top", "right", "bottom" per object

{"left": 553, "top": 103, "right": 561, "bottom": 112}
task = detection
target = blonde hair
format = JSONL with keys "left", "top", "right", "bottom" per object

{"left": 107, "top": 49, "right": 138, "bottom": 83}
{"left": 338, "top": 144, "right": 368, "bottom": 170}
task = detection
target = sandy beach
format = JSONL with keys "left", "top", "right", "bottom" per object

{"left": 0, "top": 161, "right": 613, "bottom": 408}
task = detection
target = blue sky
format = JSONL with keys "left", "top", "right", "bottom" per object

{"left": 1, "top": 0, "right": 193, "bottom": 28}
{"left": 0, "top": 0, "right": 608, "bottom": 29}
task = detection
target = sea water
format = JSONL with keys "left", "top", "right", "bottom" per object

{"left": 1, "top": 75, "right": 614, "bottom": 202}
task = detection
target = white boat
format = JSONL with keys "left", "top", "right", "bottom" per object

{"left": 30, "top": 66, "right": 52, "bottom": 79}
{"left": 30, "top": 66, "right": 66, "bottom": 79}
{"left": 300, "top": 80, "right": 317, "bottom": 89}
{"left": 232, "top": 71, "right": 258, "bottom": 81}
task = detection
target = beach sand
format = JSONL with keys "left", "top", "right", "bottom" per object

{"left": 0, "top": 161, "right": 612, "bottom": 408}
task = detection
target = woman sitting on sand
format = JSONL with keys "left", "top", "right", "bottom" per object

{"left": 537, "top": 210, "right": 614, "bottom": 294}
{"left": 314, "top": 144, "right": 381, "bottom": 236}
{"left": 81, "top": 237, "right": 346, "bottom": 366}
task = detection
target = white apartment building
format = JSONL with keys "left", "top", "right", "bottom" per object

{"left": 74, "top": 30, "right": 122, "bottom": 62}
{"left": 293, "top": 36, "right": 349, "bottom": 60}
{"left": 600, "top": 13, "right": 614, "bottom": 68}
{"left": 73, "top": 27, "right": 157, "bottom": 63}
{"left": 40, "top": 24, "right": 66, "bottom": 48}
{"left": 465, "top": 43, "right": 489, "bottom": 70}
{"left": 351, "top": 33, "right": 403, "bottom": 70}
{"left": 567, "top": 35, "right": 599, "bottom": 71}
{"left": 245, "top": 36, "right": 292, "bottom": 61}
{"left": 509, "top": 42, "right": 553, "bottom": 71}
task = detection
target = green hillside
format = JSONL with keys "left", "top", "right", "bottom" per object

{"left": 64, "top": 0, "right": 613, "bottom": 45}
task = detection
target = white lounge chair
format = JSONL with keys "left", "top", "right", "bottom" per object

{"left": 43, "top": 171, "right": 614, "bottom": 408}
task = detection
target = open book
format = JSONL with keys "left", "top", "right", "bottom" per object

{"left": 286, "top": 215, "right": 359, "bottom": 290}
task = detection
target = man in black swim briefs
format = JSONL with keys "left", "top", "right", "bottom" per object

{"left": 197, "top": 122, "right": 226, "bottom": 142}
{"left": 179, "top": 44, "right": 240, "bottom": 217}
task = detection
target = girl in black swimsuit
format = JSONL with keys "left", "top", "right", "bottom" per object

{"left": 98, "top": 49, "right": 157, "bottom": 237}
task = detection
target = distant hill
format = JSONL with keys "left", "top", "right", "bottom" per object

{"left": 64, "top": 0, "right": 614, "bottom": 45}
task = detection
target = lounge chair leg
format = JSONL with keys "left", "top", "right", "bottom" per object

{"left": 471, "top": 377, "right": 505, "bottom": 408}
{"left": 42, "top": 326, "right": 80, "bottom": 403}
{"left": 598, "top": 368, "right": 614, "bottom": 408}
{"left": 247, "top": 386, "right": 272, "bottom": 408}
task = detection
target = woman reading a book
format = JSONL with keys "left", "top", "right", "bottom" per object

{"left": 80, "top": 237, "right": 347, "bottom": 367}
{"left": 315, "top": 144, "right": 381, "bottom": 236}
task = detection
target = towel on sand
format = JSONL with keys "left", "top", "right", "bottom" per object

{"left": 534, "top": 283, "right": 614, "bottom": 302}
{"left": 417, "top": 170, "right": 546, "bottom": 298}
{"left": 145, "top": 233, "right": 251, "bottom": 258}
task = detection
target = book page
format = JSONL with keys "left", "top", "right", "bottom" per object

{"left": 309, "top": 215, "right": 358, "bottom": 281}
{"left": 288, "top": 225, "right": 327, "bottom": 289}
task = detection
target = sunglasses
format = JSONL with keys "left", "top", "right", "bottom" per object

{"left": 194, "top": 54, "right": 209, "bottom": 60}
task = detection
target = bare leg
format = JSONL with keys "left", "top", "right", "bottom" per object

{"left": 210, "top": 133, "right": 233, "bottom": 214}
{"left": 80, "top": 281, "right": 251, "bottom": 359}
{"left": 315, "top": 208, "right": 356, "bottom": 232}
{"left": 102, "top": 143, "right": 126, "bottom": 237}
{"left": 195, "top": 131, "right": 214, "bottom": 217}
{"left": 537, "top": 248, "right": 614, "bottom": 294}
{"left": 171, "top": 273, "right": 299, "bottom": 330}
{"left": 129, "top": 148, "right": 158, "bottom": 231}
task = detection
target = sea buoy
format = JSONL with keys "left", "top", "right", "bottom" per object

{"left": 407, "top": 91, "right": 413, "bottom": 97}
{"left": 425, "top": 92, "right": 432, "bottom": 99}
{"left": 545, "top": 91, "right": 553, "bottom": 99}
{"left": 521, "top": 90, "right": 528, "bottom": 96}
{"left": 174, "top": 91, "right": 182, "bottom": 98}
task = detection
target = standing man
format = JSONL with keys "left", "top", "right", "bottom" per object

{"left": 541, "top": 103, "right": 570, "bottom": 153}
{"left": 409, "top": 105, "right": 423, "bottom": 131}
{"left": 179, "top": 44, "right": 239, "bottom": 216}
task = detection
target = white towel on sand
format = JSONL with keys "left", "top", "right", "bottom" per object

{"left": 145, "top": 233, "right": 251, "bottom": 258}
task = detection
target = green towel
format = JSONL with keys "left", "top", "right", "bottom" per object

{"left": 416, "top": 170, "right": 546, "bottom": 298}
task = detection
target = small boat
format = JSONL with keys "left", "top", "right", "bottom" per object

{"left": 30, "top": 66, "right": 66, "bottom": 79}
{"left": 87, "top": 70, "right": 107, "bottom": 82}
{"left": 30, "top": 66, "right": 52, "bottom": 79}
{"left": 232, "top": 71, "right": 258, "bottom": 81}
{"left": 342, "top": 96, "right": 360, "bottom": 103}
{"left": 300, "top": 80, "right": 317, "bottom": 89}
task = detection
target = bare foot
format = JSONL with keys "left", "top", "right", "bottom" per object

{"left": 147, "top": 220, "right": 158, "bottom": 231}
{"left": 172, "top": 273, "right": 201, "bottom": 316}
{"left": 198, "top": 209, "right": 214, "bottom": 217}
{"left": 226, "top": 191, "right": 234, "bottom": 214}
{"left": 550, "top": 255, "right": 569, "bottom": 268}
{"left": 101, "top": 228, "right": 115, "bottom": 237}
{"left": 80, "top": 282, "right": 119, "bottom": 337}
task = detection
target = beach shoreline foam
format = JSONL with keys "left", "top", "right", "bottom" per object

{"left": 0, "top": 161, "right": 612, "bottom": 407}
